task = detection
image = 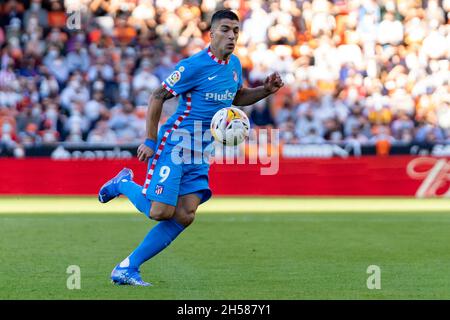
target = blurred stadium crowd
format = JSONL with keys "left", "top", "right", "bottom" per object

{"left": 0, "top": 0, "right": 449, "bottom": 156}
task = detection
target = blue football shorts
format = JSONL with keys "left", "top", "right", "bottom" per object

{"left": 141, "top": 143, "right": 212, "bottom": 207}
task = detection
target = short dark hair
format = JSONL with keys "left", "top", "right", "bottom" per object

{"left": 211, "top": 9, "right": 239, "bottom": 27}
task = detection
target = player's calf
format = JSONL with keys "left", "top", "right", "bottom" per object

{"left": 149, "top": 202, "right": 176, "bottom": 221}
{"left": 172, "top": 193, "right": 201, "bottom": 227}
{"left": 173, "top": 207, "right": 196, "bottom": 227}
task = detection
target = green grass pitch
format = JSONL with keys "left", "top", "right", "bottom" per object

{"left": 1, "top": 196, "right": 449, "bottom": 300}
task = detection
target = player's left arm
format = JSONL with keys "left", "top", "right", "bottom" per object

{"left": 232, "top": 72, "right": 284, "bottom": 106}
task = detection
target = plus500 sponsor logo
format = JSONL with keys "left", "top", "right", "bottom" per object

{"left": 205, "top": 90, "right": 236, "bottom": 101}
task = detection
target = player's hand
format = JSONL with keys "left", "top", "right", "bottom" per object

{"left": 137, "top": 144, "right": 154, "bottom": 162}
{"left": 264, "top": 72, "right": 284, "bottom": 94}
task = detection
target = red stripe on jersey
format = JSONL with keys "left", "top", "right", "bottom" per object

{"left": 142, "top": 92, "right": 192, "bottom": 195}
{"left": 162, "top": 82, "right": 178, "bottom": 96}
{"left": 207, "top": 47, "right": 229, "bottom": 65}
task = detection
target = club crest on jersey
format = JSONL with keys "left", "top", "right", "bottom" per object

{"left": 155, "top": 184, "right": 164, "bottom": 195}
{"left": 166, "top": 71, "right": 181, "bottom": 86}
{"left": 233, "top": 70, "right": 238, "bottom": 82}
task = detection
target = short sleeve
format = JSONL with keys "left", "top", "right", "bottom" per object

{"left": 161, "top": 60, "right": 197, "bottom": 96}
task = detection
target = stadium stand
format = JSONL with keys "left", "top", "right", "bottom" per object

{"left": 0, "top": 0, "right": 449, "bottom": 158}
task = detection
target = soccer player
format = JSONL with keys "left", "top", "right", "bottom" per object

{"left": 98, "top": 9, "right": 284, "bottom": 286}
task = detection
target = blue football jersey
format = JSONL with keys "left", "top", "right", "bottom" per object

{"left": 159, "top": 47, "right": 243, "bottom": 151}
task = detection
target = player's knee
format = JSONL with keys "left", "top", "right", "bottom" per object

{"left": 176, "top": 208, "right": 196, "bottom": 227}
{"left": 150, "top": 206, "right": 175, "bottom": 221}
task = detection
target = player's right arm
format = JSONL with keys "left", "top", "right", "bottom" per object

{"left": 137, "top": 59, "right": 196, "bottom": 162}
{"left": 137, "top": 86, "right": 174, "bottom": 162}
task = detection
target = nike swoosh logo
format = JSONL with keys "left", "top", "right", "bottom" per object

{"left": 208, "top": 75, "right": 217, "bottom": 80}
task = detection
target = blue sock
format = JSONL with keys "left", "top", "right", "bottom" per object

{"left": 118, "top": 219, "right": 185, "bottom": 270}
{"left": 117, "top": 180, "right": 151, "bottom": 217}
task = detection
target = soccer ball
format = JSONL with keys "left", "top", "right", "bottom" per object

{"left": 210, "top": 107, "right": 250, "bottom": 146}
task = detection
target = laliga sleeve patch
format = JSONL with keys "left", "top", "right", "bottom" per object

{"left": 166, "top": 71, "right": 181, "bottom": 86}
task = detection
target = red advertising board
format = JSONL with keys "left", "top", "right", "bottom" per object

{"left": 0, "top": 156, "right": 448, "bottom": 197}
